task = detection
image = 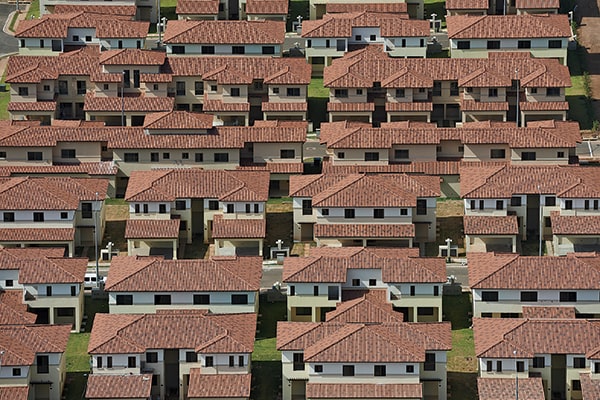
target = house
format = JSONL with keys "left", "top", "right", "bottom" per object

{"left": 87, "top": 310, "right": 255, "bottom": 400}
{"left": 445, "top": 0, "right": 558, "bottom": 15}
{"left": 0, "top": 177, "right": 108, "bottom": 256}
{"left": 85, "top": 374, "right": 153, "bottom": 400}
{"left": 323, "top": 47, "right": 571, "bottom": 126}
{"left": 124, "top": 169, "right": 269, "bottom": 256}
{"left": 0, "top": 324, "right": 71, "bottom": 400}
{"left": 245, "top": 0, "right": 289, "bottom": 21}
{"left": 105, "top": 255, "right": 262, "bottom": 313}
{"left": 14, "top": 12, "right": 148, "bottom": 55}
{"left": 447, "top": 14, "right": 571, "bottom": 65}
{"left": 175, "top": 0, "right": 288, "bottom": 21}
{"left": 277, "top": 319, "right": 452, "bottom": 400}
{"left": 473, "top": 317, "right": 600, "bottom": 400}
{"left": 38, "top": 0, "right": 157, "bottom": 21}
{"left": 469, "top": 252, "right": 600, "bottom": 319}
{"left": 515, "top": 0, "right": 559, "bottom": 14}
{"left": 477, "top": 377, "right": 546, "bottom": 400}
{"left": 282, "top": 246, "right": 446, "bottom": 322}
{"left": 309, "top": 0, "right": 422, "bottom": 21}
{"left": 301, "top": 12, "right": 429, "bottom": 72}
{"left": 289, "top": 172, "right": 439, "bottom": 246}
{"left": 163, "top": 20, "right": 285, "bottom": 56}
{"left": 445, "top": 0, "right": 489, "bottom": 16}
{"left": 460, "top": 164, "right": 600, "bottom": 255}
{"left": 176, "top": 0, "right": 221, "bottom": 20}
{"left": 0, "top": 289, "right": 37, "bottom": 325}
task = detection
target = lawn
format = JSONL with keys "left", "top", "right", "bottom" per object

{"left": 26, "top": 0, "right": 40, "bottom": 19}
{"left": 308, "top": 78, "right": 329, "bottom": 131}
{"left": 566, "top": 47, "right": 595, "bottom": 129}
{"left": 66, "top": 333, "right": 91, "bottom": 372}
{"left": 0, "top": 84, "right": 9, "bottom": 121}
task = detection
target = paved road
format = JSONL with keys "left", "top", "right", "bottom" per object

{"left": 577, "top": 140, "right": 600, "bottom": 159}
{"left": 0, "top": 4, "right": 18, "bottom": 56}
{"left": 446, "top": 262, "right": 469, "bottom": 288}
{"left": 303, "top": 139, "right": 327, "bottom": 161}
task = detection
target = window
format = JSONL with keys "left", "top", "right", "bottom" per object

{"left": 565, "top": 200, "right": 573, "bottom": 210}
{"left": 214, "top": 153, "right": 229, "bottom": 162}
{"left": 356, "top": 89, "right": 363, "bottom": 95}
{"left": 175, "top": 200, "right": 186, "bottom": 210}
{"left": 12, "top": 368, "right": 21, "bottom": 376}
{"left": 289, "top": 285, "right": 295, "bottom": 296}
{"left": 232, "top": 46, "right": 245, "bottom": 54}
{"left": 201, "top": 46, "right": 215, "bottom": 54}
{"left": 302, "top": 199, "right": 312, "bottom": 215}
{"left": 337, "top": 152, "right": 345, "bottom": 159}
{"left": 280, "top": 149, "right": 295, "bottom": 159}
{"left": 143, "top": 204, "right": 149, "bottom": 214}
{"left": 43, "top": 85, "right": 50, "bottom": 92}
{"left": 395, "top": 88, "right": 405, "bottom": 98}
{"left": 97, "top": 357, "right": 102, "bottom": 368}
{"left": 486, "top": 360, "right": 493, "bottom": 372}
{"left": 424, "top": 353, "right": 436, "bottom": 371}
{"left": 482, "top": 291, "right": 499, "bottom": 301}
{"left": 208, "top": 200, "right": 219, "bottom": 211}
{"left": 315, "top": 365, "right": 323, "bottom": 373}
{"left": 547, "top": 87, "right": 560, "bottom": 97}
{"left": 229, "top": 356, "right": 235, "bottom": 367}
{"left": 321, "top": 209, "right": 329, "bottom": 216}
{"left": 176, "top": 81, "right": 186, "bottom": 96}
{"left": 355, "top": 35, "right": 362, "bottom": 41}
{"left": 521, "top": 291, "right": 538, "bottom": 302}
{"left": 229, "top": 87, "right": 241, "bottom": 97}
{"left": 116, "top": 295, "right": 133, "bottom": 305}
{"left": 406, "top": 365, "right": 414, "bottom": 373}
{"left": 124, "top": 153, "right": 139, "bottom": 162}
{"left": 295, "top": 307, "right": 311, "bottom": 316}
{"left": 3, "top": 212, "right": 14, "bottom": 222}
{"left": 127, "top": 357, "right": 136, "bottom": 368}
{"left": 159, "top": 204, "right": 167, "bottom": 214}
{"left": 162, "top": 152, "right": 170, "bottom": 160}
{"left": 374, "top": 365, "right": 386, "bottom": 376}
{"left": 192, "top": 81, "right": 204, "bottom": 96}
{"left": 352, "top": 279, "right": 360, "bottom": 287}
{"left": 239, "top": 356, "right": 244, "bottom": 367}
{"left": 5, "top": 279, "right": 13, "bottom": 287}
{"left": 487, "top": 40, "right": 500, "bottom": 49}
{"left": 530, "top": 87, "right": 538, "bottom": 94}
{"left": 334, "top": 89, "right": 348, "bottom": 98}
{"left": 262, "top": 46, "right": 275, "bottom": 54}
{"left": 205, "top": 356, "right": 214, "bottom": 367}
{"left": 245, "top": 204, "right": 251, "bottom": 214}
{"left": 293, "top": 353, "right": 304, "bottom": 371}
{"left": 410, "top": 285, "right": 415, "bottom": 296}
{"left": 306, "top": 40, "right": 312, "bottom": 48}
{"left": 395, "top": 149, "right": 409, "bottom": 159}
{"left": 400, "top": 208, "right": 408, "bottom": 216}
{"left": 373, "top": 209, "right": 384, "bottom": 219}
{"left": 210, "top": 85, "right": 217, "bottom": 92}
{"left": 154, "top": 294, "right": 171, "bottom": 305}
{"left": 369, "top": 279, "right": 376, "bottom": 286}
{"left": 545, "top": 197, "right": 556, "bottom": 206}
{"left": 58, "top": 80, "right": 68, "bottom": 95}
{"left": 82, "top": 202, "right": 93, "bottom": 219}
{"left": 521, "top": 152, "right": 537, "bottom": 161}
{"left": 572, "top": 380, "right": 582, "bottom": 391}
{"left": 549, "top": 39, "right": 562, "bottom": 48}
{"left": 511, "top": 197, "right": 522, "bottom": 206}
{"left": 496, "top": 200, "right": 503, "bottom": 210}
{"left": 146, "top": 352, "right": 158, "bottom": 363}
{"left": 416, "top": 199, "right": 427, "bottom": 215}
{"left": 34, "top": 212, "right": 44, "bottom": 222}
{"left": 18, "top": 87, "right": 28, "bottom": 96}
{"left": 364, "top": 152, "right": 379, "bottom": 161}
{"left": 77, "top": 80, "right": 86, "bottom": 95}
{"left": 40, "top": 39, "right": 45, "bottom": 48}
{"left": 342, "top": 365, "right": 355, "bottom": 376}
{"left": 195, "top": 153, "right": 203, "bottom": 162}
{"left": 557, "top": 151, "right": 565, "bottom": 159}
{"left": 186, "top": 352, "right": 198, "bottom": 363}
{"left": 595, "top": 362, "right": 600, "bottom": 373}
{"left": 56, "top": 308, "right": 74, "bottom": 317}
{"left": 533, "top": 357, "right": 545, "bottom": 368}
{"left": 344, "top": 209, "right": 355, "bottom": 219}
{"left": 226, "top": 204, "right": 234, "bottom": 213}
{"left": 479, "top": 200, "right": 484, "bottom": 210}
{"left": 27, "top": 151, "right": 43, "bottom": 161}
{"left": 490, "top": 149, "right": 506, "bottom": 159}
{"left": 517, "top": 40, "right": 531, "bottom": 49}
{"left": 457, "top": 41, "right": 470, "bottom": 49}
{"left": 231, "top": 294, "right": 248, "bottom": 304}
{"left": 327, "top": 286, "right": 339, "bottom": 300}
{"left": 560, "top": 292, "right": 577, "bottom": 302}
{"left": 286, "top": 88, "right": 300, "bottom": 97}
{"left": 573, "top": 357, "right": 586, "bottom": 369}
{"left": 150, "top": 152, "right": 159, "bottom": 162}
{"left": 37, "top": 355, "right": 49, "bottom": 373}
{"left": 313, "top": 286, "right": 319, "bottom": 296}
{"left": 434, "top": 286, "right": 439, "bottom": 296}
{"left": 272, "top": 87, "right": 280, "bottom": 94}
{"left": 134, "top": 204, "right": 140, "bottom": 214}
{"left": 545, "top": 217, "right": 552, "bottom": 228}
{"left": 193, "top": 294, "right": 210, "bottom": 305}
{"left": 595, "top": 200, "right": 599, "bottom": 210}
{"left": 488, "top": 88, "right": 498, "bottom": 98}
{"left": 418, "top": 307, "right": 434, "bottom": 316}
{"left": 433, "top": 81, "right": 442, "bottom": 96}
{"left": 370, "top": 34, "right": 376, "bottom": 41}
{"left": 517, "top": 361, "right": 525, "bottom": 372}
{"left": 71, "top": 286, "right": 76, "bottom": 296}
{"left": 496, "top": 361, "right": 502, "bottom": 372}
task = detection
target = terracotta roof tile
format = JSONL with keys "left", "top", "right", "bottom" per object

{"left": 463, "top": 215, "right": 519, "bottom": 235}
{"left": 477, "top": 377, "right": 545, "bottom": 400}
{"left": 446, "top": 0, "right": 488, "bottom": 10}
{"left": 0, "top": 325, "right": 71, "bottom": 366}
{"left": 518, "top": 101, "right": 569, "bottom": 110}
{"left": 326, "top": 3, "right": 408, "bottom": 13}
{"left": 99, "top": 49, "right": 166, "bottom": 65}
{"left": 550, "top": 212, "right": 600, "bottom": 235}
{"left": 236, "top": 162, "right": 304, "bottom": 174}
{"left": 580, "top": 373, "right": 600, "bottom": 400}
{"left": 18, "top": 257, "right": 87, "bottom": 284}
{"left": 325, "top": 290, "right": 405, "bottom": 323}
{"left": 246, "top": 0, "right": 289, "bottom": 14}
{"left": 0, "top": 228, "right": 76, "bottom": 242}
{"left": 143, "top": 111, "right": 214, "bottom": 130}
{"left": 187, "top": 369, "right": 251, "bottom": 398}
{"left": 163, "top": 20, "right": 285, "bottom": 44}
{"left": 124, "top": 219, "right": 181, "bottom": 239}
{"left": 522, "top": 306, "right": 576, "bottom": 319}
{"left": 306, "top": 383, "right": 423, "bottom": 399}
{"left": 261, "top": 102, "right": 307, "bottom": 111}
{"left": 327, "top": 102, "right": 375, "bottom": 111}
{"left": 8, "top": 101, "right": 56, "bottom": 111}
{"left": 106, "top": 255, "right": 262, "bottom": 292}
{"left": 89, "top": 311, "right": 256, "bottom": 354}
{"left": 84, "top": 92, "right": 174, "bottom": 112}
{"left": 53, "top": 4, "right": 137, "bottom": 16}
{"left": 516, "top": 0, "right": 559, "bottom": 8}
{"left": 85, "top": 374, "right": 153, "bottom": 399}
{"left": 447, "top": 14, "right": 571, "bottom": 39}
{"left": 0, "top": 386, "right": 29, "bottom": 400}
{"left": 460, "top": 99, "right": 509, "bottom": 111}
{"left": 211, "top": 215, "right": 266, "bottom": 239}
{"left": 0, "top": 163, "right": 117, "bottom": 177}
{"left": 6, "top": 50, "right": 99, "bottom": 84}
{"left": 202, "top": 99, "right": 250, "bottom": 112}
{"left": 176, "top": 0, "right": 219, "bottom": 15}
{"left": 302, "top": 12, "right": 428, "bottom": 38}
{"left": 0, "top": 290, "right": 37, "bottom": 325}
{"left": 314, "top": 223, "right": 415, "bottom": 238}
{"left": 323, "top": 159, "right": 462, "bottom": 175}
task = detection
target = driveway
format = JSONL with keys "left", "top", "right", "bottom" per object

{"left": 0, "top": 4, "right": 18, "bottom": 56}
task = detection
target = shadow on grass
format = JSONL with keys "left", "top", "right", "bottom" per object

{"left": 84, "top": 294, "right": 109, "bottom": 333}
{"left": 308, "top": 97, "right": 328, "bottom": 131}
{"left": 102, "top": 221, "right": 127, "bottom": 253}
{"left": 266, "top": 212, "right": 293, "bottom": 250}
{"left": 251, "top": 361, "right": 282, "bottom": 400}
{"left": 448, "top": 371, "right": 478, "bottom": 400}
{"left": 64, "top": 372, "right": 88, "bottom": 400}
{"left": 443, "top": 292, "right": 471, "bottom": 329}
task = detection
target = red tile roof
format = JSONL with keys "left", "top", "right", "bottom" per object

{"left": 0, "top": 248, "right": 65, "bottom": 269}
{"left": 326, "top": 290, "right": 406, "bottom": 323}
{"left": 0, "top": 290, "right": 37, "bottom": 325}
{"left": 385, "top": 102, "right": 433, "bottom": 111}
{"left": 284, "top": 247, "right": 444, "bottom": 284}
{"left": 550, "top": 212, "right": 600, "bottom": 235}
{"left": 326, "top": 2, "right": 408, "bottom": 13}
{"left": 6, "top": 50, "right": 99, "bottom": 84}
{"left": 261, "top": 102, "right": 308, "bottom": 112}
{"left": 85, "top": 374, "right": 153, "bottom": 399}
{"left": 236, "top": 162, "right": 304, "bottom": 174}
{"left": 327, "top": 102, "right": 376, "bottom": 112}
{"left": 53, "top": 4, "right": 137, "bottom": 16}
{"left": 522, "top": 306, "right": 576, "bottom": 319}
{"left": 163, "top": 20, "right": 285, "bottom": 44}
{"left": 88, "top": 310, "right": 256, "bottom": 354}
{"left": 124, "top": 219, "right": 181, "bottom": 239}
{"left": 0, "top": 228, "right": 76, "bottom": 242}
{"left": 518, "top": 101, "right": 569, "bottom": 111}
{"left": 125, "top": 169, "right": 270, "bottom": 202}
{"left": 203, "top": 99, "right": 250, "bottom": 112}
{"left": 473, "top": 317, "right": 600, "bottom": 358}
{"left": 99, "top": 49, "right": 166, "bottom": 66}
{"left": 468, "top": 252, "right": 600, "bottom": 289}
{"left": 211, "top": 215, "right": 266, "bottom": 239}
{"left": 306, "top": 383, "right": 423, "bottom": 399}
{"left": 143, "top": 111, "right": 214, "bottom": 130}
{"left": 302, "top": 12, "right": 429, "bottom": 38}
{"left": 477, "top": 378, "right": 545, "bottom": 400}
{"left": 463, "top": 215, "right": 519, "bottom": 235}
{"left": 0, "top": 163, "right": 117, "bottom": 177}
{"left": 187, "top": 369, "right": 251, "bottom": 398}
{"left": 84, "top": 93, "right": 174, "bottom": 112}
{"left": 246, "top": 0, "right": 289, "bottom": 14}
{"left": 106, "top": 255, "right": 262, "bottom": 292}
{"left": 18, "top": 257, "right": 87, "bottom": 284}
{"left": 515, "top": 0, "right": 559, "bottom": 9}
{"left": 323, "top": 159, "right": 462, "bottom": 175}
{"left": 0, "top": 386, "right": 29, "bottom": 400}
{"left": 580, "top": 373, "right": 600, "bottom": 400}
{"left": 447, "top": 14, "right": 571, "bottom": 39}
{"left": 8, "top": 101, "right": 57, "bottom": 112}
{"left": 446, "top": 0, "right": 488, "bottom": 10}
{"left": 176, "top": 0, "right": 219, "bottom": 15}
{"left": 0, "top": 325, "right": 71, "bottom": 366}
{"left": 314, "top": 223, "right": 415, "bottom": 239}
{"left": 460, "top": 99, "right": 509, "bottom": 111}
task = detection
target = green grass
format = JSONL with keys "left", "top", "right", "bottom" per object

{"left": 0, "top": 85, "right": 9, "bottom": 121}
{"left": 66, "top": 334, "right": 91, "bottom": 373}
{"left": 308, "top": 78, "right": 329, "bottom": 99}
{"left": 104, "top": 198, "right": 128, "bottom": 206}
{"left": 267, "top": 197, "right": 291, "bottom": 204}
{"left": 8, "top": 11, "right": 19, "bottom": 32}
{"left": 26, "top": 0, "right": 40, "bottom": 19}
{"left": 566, "top": 46, "right": 596, "bottom": 129}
